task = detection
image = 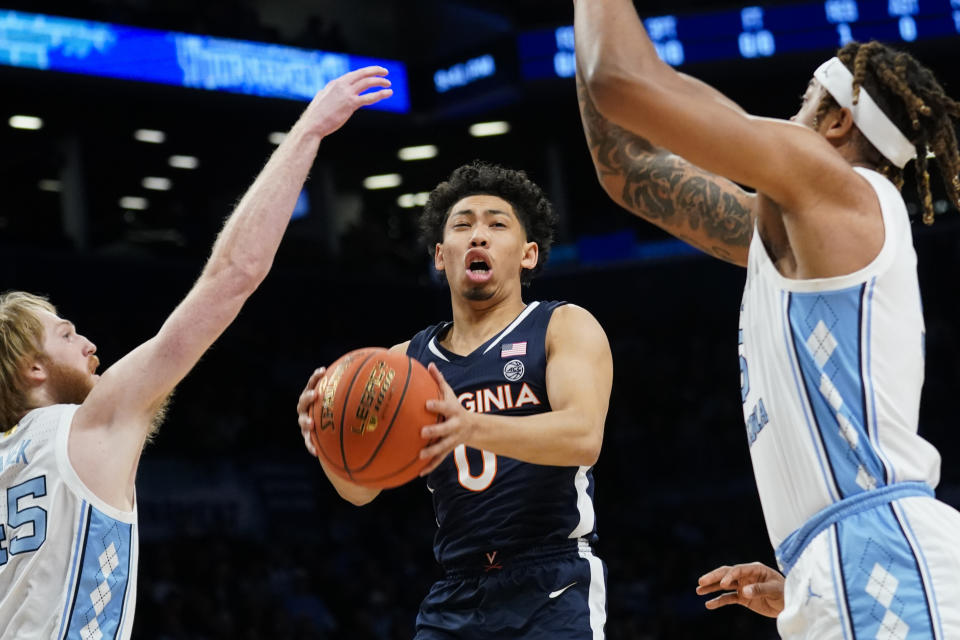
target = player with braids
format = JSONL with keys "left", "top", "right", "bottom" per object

{"left": 576, "top": 0, "right": 960, "bottom": 637}
{"left": 814, "top": 41, "right": 960, "bottom": 224}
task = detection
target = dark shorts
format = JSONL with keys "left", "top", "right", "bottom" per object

{"left": 414, "top": 545, "right": 607, "bottom": 640}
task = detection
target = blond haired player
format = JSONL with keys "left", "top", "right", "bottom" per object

{"left": 0, "top": 66, "right": 392, "bottom": 639}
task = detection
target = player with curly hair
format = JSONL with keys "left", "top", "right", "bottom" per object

{"left": 298, "top": 161, "right": 613, "bottom": 638}
{"left": 575, "top": 0, "right": 960, "bottom": 637}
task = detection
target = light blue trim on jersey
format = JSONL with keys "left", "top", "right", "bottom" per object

{"left": 56, "top": 501, "right": 90, "bottom": 640}
{"left": 788, "top": 286, "right": 886, "bottom": 498}
{"left": 776, "top": 482, "right": 933, "bottom": 574}
{"left": 837, "top": 499, "right": 935, "bottom": 640}
{"left": 893, "top": 501, "right": 944, "bottom": 639}
{"left": 64, "top": 506, "right": 133, "bottom": 640}
{"left": 781, "top": 291, "right": 840, "bottom": 502}
{"left": 864, "top": 277, "right": 896, "bottom": 484}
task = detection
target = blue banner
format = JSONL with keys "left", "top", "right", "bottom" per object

{"left": 0, "top": 10, "right": 409, "bottom": 112}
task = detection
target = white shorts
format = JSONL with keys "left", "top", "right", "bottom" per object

{"left": 777, "top": 490, "right": 960, "bottom": 639}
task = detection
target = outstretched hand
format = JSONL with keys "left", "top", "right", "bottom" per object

{"left": 418, "top": 362, "right": 474, "bottom": 476}
{"left": 696, "top": 562, "right": 785, "bottom": 618}
{"left": 296, "top": 367, "right": 326, "bottom": 458}
{"left": 302, "top": 66, "right": 393, "bottom": 139}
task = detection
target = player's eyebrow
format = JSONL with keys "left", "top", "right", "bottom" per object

{"left": 451, "top": 208, "right": 512, "bottom": 217}
{"left": 56, "top": 320, "right": 75, "bottom": 332}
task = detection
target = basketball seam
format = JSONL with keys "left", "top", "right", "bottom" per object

{"left": 311, "top": 429, "right": 345, "bottom": 472}
{"left": 339, "top": 350, "right": 382, "bottom": 480}
{"left": 359, "top": 380, "right": 444, "bottom": 485}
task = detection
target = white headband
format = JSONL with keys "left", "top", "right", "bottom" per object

{"left": 813, "top": 57, "right": 917, "bottom": 168}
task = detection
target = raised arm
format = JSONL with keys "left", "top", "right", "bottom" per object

{"left": 418, "top": 304, "right": 612, "bottom": 471}
{"left": 574, "top": 0, "right": 860, "bottom": 217}
{"left": 576, "top": 73, "right": 755, "bottom": 266}
{"left": 72, "top": 67, "right": 394, "bottom": 510}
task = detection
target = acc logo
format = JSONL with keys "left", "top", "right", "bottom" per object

{"left": 503, "top": 359, "right": 525, "bottom": 381}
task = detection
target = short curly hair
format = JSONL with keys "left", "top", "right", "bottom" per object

{"left": 418, "top": 161, "right": 557, "bottom": 285}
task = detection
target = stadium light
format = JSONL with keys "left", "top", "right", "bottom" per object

{"left": 397, "top": 145, "right": 438, "bottom": 161}
{"left": 363, "top": 174, "right": 402, "bottom": 190}
{"left": 9, "top": 115, "right": 43, "bottom": 130}
{"left": 134, "top": 129, "right": 166, "bottom": 143}
{"left": 469, "top": 121, "right": 510, "bottom": 137}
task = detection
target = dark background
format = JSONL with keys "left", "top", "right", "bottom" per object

{"left": 1, "top": 1, "right": 958, "bottom": 638}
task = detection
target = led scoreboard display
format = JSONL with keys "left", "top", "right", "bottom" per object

{"left": 0, "top": 10, "right": 410, "bottom": 112}
{"left": 520, "top": 0, "right": 960, "bottom": 79}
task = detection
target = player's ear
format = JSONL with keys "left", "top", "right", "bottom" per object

{"left": 520, "top": 241, "right": 538, "bottom": 271}
{"left": 824, "top": 106, "right": 856, "bottom": 143}
{"left": 434, "top": 243, "right": 445, "bottom": 272}
{"left": 25, "top": 356, "right": 48, "bottom": 386}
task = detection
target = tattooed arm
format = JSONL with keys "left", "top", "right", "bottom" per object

{"left": 576, "top": 74, "right": 755, "bottom": 266}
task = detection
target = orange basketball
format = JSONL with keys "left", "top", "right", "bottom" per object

{"left": 310, "top": 347, "right": 442, "bottom": 488}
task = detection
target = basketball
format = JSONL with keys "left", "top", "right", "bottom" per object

{"left": 310, "top": 347, "right": 442, "bottom": 488}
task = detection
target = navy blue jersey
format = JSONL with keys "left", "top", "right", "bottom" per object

{"left": 406, "top": 301, "right": 599, "bottom": 571}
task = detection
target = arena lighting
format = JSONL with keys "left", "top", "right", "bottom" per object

{"left": 397, "top": 145, "right": 438, "bottom": 161}
{"left": 168, "top": 155, "right": 199, "bottom": 169}
{"left": 9, "top": 115, "right": 43, "bottom": 130}
{"left": 37, "top": 179, "right": 61, "bottom": 192}
{"left": 363, "top": 174, "right": 402, "bottom": 190}
{"left": 469, "top": 121, "right": 510, "bottom": 137}
{"left": 134, "top": 129, "right": 166, "bottom": 143}
{"left": 268, "top": 131, "right": 287, "bottom": 145}
{"left": 398, "top": 191, "right": 431, "bottom": 208}
{"left": 142, "top": 177, "right": 172, "bottom": 191}
{"left": 119, "top": 196, "right": 149, "bottom": 210}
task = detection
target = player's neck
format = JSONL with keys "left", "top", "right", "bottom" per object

{"left": 444, "top": 294, "right": 527, "bottom": 355}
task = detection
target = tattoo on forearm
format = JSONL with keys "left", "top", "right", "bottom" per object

{"left": 576, "top": 76, "right": 752, "bottom": 253}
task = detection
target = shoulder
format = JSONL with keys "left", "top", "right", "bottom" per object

{"left": 404, "top": 320, "right": 450, "bottom": 356}
{"left": 545, "top": 304, "right": 609, "bottom": 353}
{"left": 547, "top": 303, "right": 602, "bottom": 331}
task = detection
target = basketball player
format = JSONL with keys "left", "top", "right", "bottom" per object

{"left": 0, "top": 66, "right": 392, "bottom": 638}
{"left": 574, "top": 0, "right": 960, "bottom": 637}
{"left": 297, "top": 161, "right": 613, "bottom": 639}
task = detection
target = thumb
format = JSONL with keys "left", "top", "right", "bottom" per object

{"left": 743, "top": 580, "right": 779, "bottom": 598}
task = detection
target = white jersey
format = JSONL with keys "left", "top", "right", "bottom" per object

{"left": 0, "top": 404, "right": 138, "bottom": 639}
{"left": 739, "top": 167, "right": 942, "bottom": 548}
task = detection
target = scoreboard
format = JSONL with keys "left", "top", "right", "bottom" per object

{"left": 519, "top": 0, "right": 960, "bottom": 79}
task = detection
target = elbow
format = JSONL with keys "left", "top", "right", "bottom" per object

{"left": 575, "top": 425, "right": 604, "bottom": 467}
{"left": 583, "top": 65, "right": 631, "bottom": 114}
{"left": 342, "top": 493, "right": 375, "bottom": 507}
{"left": 584, "top": 64, "right": 663, "bottom": 130}
{"left": 336, "top": 486, "right": 379, "bottom": 507}
{"left": 206, "top": 256, "right": 268, "bottom": 299}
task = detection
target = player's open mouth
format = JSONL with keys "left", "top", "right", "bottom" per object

{"left": 464, "top": 250, "right": 493, "bottom": 283}
{"left": 466, "top": 260, "right": 492, "bottom": 283}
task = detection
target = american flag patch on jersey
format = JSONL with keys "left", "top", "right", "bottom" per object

{"left": 501, "top": 341, "right": 527, "bottom": 357}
